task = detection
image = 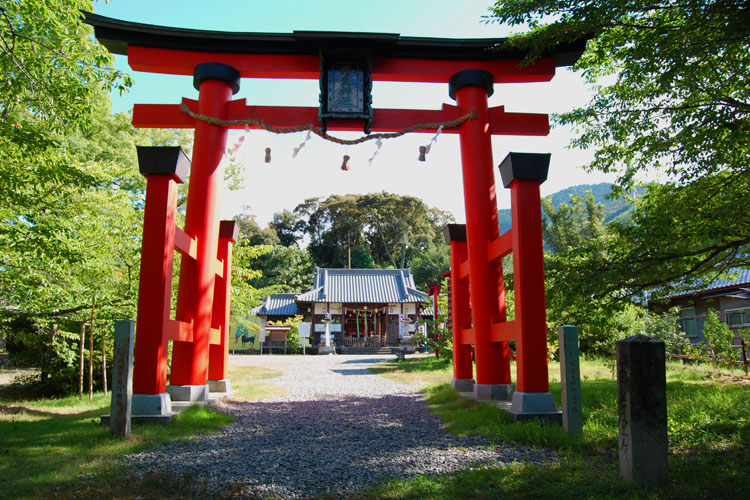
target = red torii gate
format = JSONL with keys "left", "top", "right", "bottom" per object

{"left": 86, "top": 13, "right": 583, "bottom": 419}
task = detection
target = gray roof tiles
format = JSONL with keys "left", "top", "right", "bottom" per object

{"left": 253, "top": 293, "right": 299, "bottom": 316}
{"left": 253, "top": 269, "right": 428, "bottom": 318}
{"left": 664, "top": 268, "right": 750, "bottom": 299}
{"left": 302, "top": 268, "right": 428, "bottom": 304}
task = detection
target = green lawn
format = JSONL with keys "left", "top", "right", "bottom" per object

{"left": 0, "top": 361, "right": 287, "bottom": 500}
{"left": 365, "top": 357, "right": 750, "bottom": 499}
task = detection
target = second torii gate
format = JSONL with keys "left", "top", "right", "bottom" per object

{"left": 85, "top": 13, "right": 584, "bottom": 419}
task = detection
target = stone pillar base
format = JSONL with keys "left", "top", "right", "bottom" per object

{"left": 507, "top": 391, "right": 562, "bottom": 424}
{"left": 167, "top": 384, "right": 209, "bottom": 402}
{"left": 474, "top": 383, "right": 514, "bottom": 401}
{"left": 208, "top": 379, "right": 231, "bottom": 393}
{"left": 318, "top": 345, "right": 333, "bottom": 355}
{"left": 132, "top": 393, "right": 172, "bottom": 416}
{"left": 451, "top": 378, "right": 476, "bottom": 393}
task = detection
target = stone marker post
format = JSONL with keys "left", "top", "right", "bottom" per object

{"left": 110, "top": 320, "right": 134, "bottom": 438}
{"left": 616, "top": 335, "right": 669, "bottom": 488}
{"left": 559, "top": 325, "right": 582, "bottom": 436}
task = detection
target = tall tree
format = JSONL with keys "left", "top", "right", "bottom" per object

{"left": 488, "top": 0, "right": 750, "bottom": 294}
{"left": 295, "top": 193, "right": 452, "bottom": 269}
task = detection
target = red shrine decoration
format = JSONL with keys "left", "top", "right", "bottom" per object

{"left": 85, "top": 13, "right": 584, "bottom": 420}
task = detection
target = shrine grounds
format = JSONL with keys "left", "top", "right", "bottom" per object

{"left": 0, "top": 355, "right": 748, "bottom": 499}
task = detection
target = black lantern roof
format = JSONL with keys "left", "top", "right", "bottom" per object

{"left": 83, "top": 12, "right": 587, "bottom": 67}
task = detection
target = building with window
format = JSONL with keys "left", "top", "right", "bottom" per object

{"left": 652, "top": 268, "right": 750, "bottom": 342}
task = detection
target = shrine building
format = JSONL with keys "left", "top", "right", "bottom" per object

{"left": 253, "top": 268, "right": 427, "bottom": 351}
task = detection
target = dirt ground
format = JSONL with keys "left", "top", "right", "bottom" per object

{"left": 0, "top": 368, "right": 38, "bottom": 388}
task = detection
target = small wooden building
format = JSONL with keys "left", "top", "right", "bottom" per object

{"left": 651, "top": 268, "right": 750, "bottom": 342}
{"left": 295, "top": 268, "right": 427, "bottom": 349}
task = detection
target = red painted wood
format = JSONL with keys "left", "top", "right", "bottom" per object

{"left": 132, "top": 100, "right": 550, "bottom": 136}
{"left": 488, "top": 231, "right": 513, "bottom": 262}
{"left": 449, "top": 241, "right": 473, "bottom": 380}
{"left": 170, "top": 78, "right": 233, "bottom": 387}
{"left": 128, "top": 45, "right": 556, "bottom": 83}
{"left": 132, "top": 174, "right": 180, "bottom": 395}
{"left": 490, "top": 320, "right": 519, "bottom": 342}
{"left": 510, "top": 179, "right": 549, "bottom": 393}
{"left": 455, "top": 85, "right": 511, "bottom": 386}
{"left": 208, "top": 236, "right": 233, "bottom": 381}
{"left": 173, "top": 226, "right": 197, "bottom": 259}
{"left": 164, "top": 320, "right": 193, "bottom": 343}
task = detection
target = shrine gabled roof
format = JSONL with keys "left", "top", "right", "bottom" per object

{"left": 251, "top": 294, "right": 299, "bottom": 317}
{"left": 82, "top": 12, "right": 586, "bottom": 66}
{"left": 296, "top": 268, "right": 428, "bottom": 304}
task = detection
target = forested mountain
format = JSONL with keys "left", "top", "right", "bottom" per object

{"left": 498, "top": 182, "right": 641, "bottom": 233}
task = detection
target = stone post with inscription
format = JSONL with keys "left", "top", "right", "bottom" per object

{"left": 110, "top": 320, "right": 134, "bottom": 438}
{"left": 616, "top": 335, "right": 669, "bottom": 488}
{"left": 559, "top": 325, "right": 582, "bottom": 436}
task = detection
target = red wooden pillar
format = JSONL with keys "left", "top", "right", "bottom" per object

{"left": 499, "top": 152, "right": 551, "bottom": 394}
{"left": 171, "top": 63, "right": 240, "bottom": 388}
{"left": 450, "top": 70, "right": 512, "bottom": 399}
{"left": 208, "top": 220, "right": 238, "bottom": 388}
{"left": 444, "top": 224, "right": 474, "bottom": 391}
{"left": 132, "top": 147, "right": 189, "bottom": 395}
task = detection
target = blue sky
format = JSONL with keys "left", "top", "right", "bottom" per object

{"left": 95, "top": 0, "right": 614, "bottom": 225}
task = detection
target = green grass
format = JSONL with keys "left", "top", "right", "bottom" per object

{"left": 0, "top": 360, "right": 288, "bottom": 500}
{"left": 369, "top": 356, "right": 454, "bottom": 387}
{"left": 0, "top": 392, "right": 233, "bottom": 500}
{"left": 226, "top": 364, "right": 288, "bottom": 401}
{"left": 365, "top": 357, "right": 750, "bottom": 499}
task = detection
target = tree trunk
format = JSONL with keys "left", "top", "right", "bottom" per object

{"left": 102, "top": 332, "right": 107, "bottom": 397}
{"left": 41, "top": 323, "right": 58, "bottom": 382}
{"left": 89, "top": 296, "right": 95, "bottom": 401}
{"left": 78, "top": 322, "right": 86, "bottom": 398}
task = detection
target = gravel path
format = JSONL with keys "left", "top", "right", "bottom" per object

{"left": 124, "top": 354, "right": 555, "bottom": 499}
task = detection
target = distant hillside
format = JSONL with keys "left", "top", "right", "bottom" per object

{"left": 498, "top": 182, "right": 640, "bottom": 233}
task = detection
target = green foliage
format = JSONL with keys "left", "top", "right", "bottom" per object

{"left": 249, "top": 245, "right": 314, "bottom": 291}
{"left": 488, "top": 0, "right": 750, "bottom": 293}
{"left": 283, "top": 193, "right": 454, "bottom": 269}
{"left": 700, "top": 309, "right": 736, "bottom": 367}
{"left": 645, "top": 308, "right": 691, "bottom": 356}
{"left": 234, "top": 212, "right": 280, "bottom": 246}
{"left": 542, "top": 192, "right": 639, "bottom": 356}
{"left": 410, "top": 244, "right": 450, "bottom": 289}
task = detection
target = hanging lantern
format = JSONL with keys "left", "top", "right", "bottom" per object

{"left": 264, "top": 147, "right": 272, "bottom": 163}
{"left": 319, "top": 49, "right": 373, "bottom": 134}
{"left": 418, "top": 145, "right": 427, "bottom": 162}
{"left": 341, "top": 154, "right": 351, "bottom": 171}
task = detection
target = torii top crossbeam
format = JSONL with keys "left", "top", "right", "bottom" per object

{"left": 85, "top": 13, "right": 585, "bottom": 134}
{"left": 85, "top": 12, "right": 584, "bottom": 82}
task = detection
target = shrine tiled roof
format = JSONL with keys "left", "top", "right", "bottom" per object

{"left": 295, "top": 268, "right": 427, "bottom": 304}
{"left": 662, "top": 268, "right": 750, "bottom": 299}
{"left": 252, "top": 293, "right": 299, "bottom": 316}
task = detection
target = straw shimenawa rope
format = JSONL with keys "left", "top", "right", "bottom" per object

{"left": 179, "top": 102, "right": 476, "bottom": 146}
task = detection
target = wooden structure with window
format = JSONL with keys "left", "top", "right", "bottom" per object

{"left": 652, "top": 268, "right": 750, "bottom": 344}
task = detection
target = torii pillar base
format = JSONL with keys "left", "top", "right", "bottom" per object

{"left": 506, "top": 391, "right": 562, "bottom": 424}
{"left": 167, "top": 384, "right": 209, "bottom": 402}
{"left": 130, "top": 393, "right": 174, "bottom": 424}
{"left": 208, "top": 379, "right": 232, "bottom": 393}
{"left": 451, "top": 378, "right": 475, "bottom": 393}
{"left": 474, "top": 383, "right": 515, "bottom": 401}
